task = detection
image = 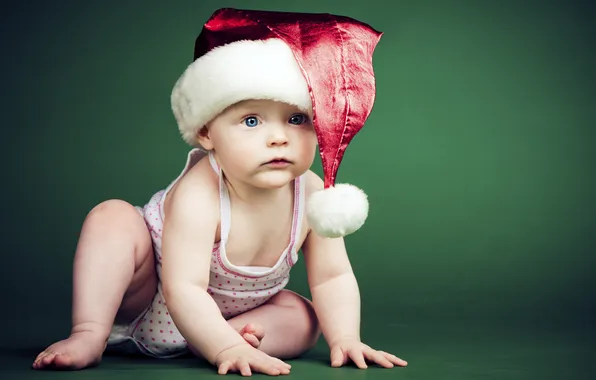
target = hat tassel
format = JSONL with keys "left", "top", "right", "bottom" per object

{"left": 305, "top": 183, "right": 369, "bottom": 238}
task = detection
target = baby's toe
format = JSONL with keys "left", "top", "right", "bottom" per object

{"left": 242, "top": 333, "right": 261, "bottom": 348}
{"left": 251, "top": 324, "right": 265, "bottom": 340}
{"left": 53, "top": 353, "right": 74, "bottom": 369}
{"left": 40, "top": 352, "right": 58, "bottom": 367}
{"left": 32, "top": 352, "right": 45, "bottom": 367}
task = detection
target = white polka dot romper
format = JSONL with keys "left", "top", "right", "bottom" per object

{"left": 107, "top": 148, "right": 305, "bottom": 358}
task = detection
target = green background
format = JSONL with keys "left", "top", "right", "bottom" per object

{"left": 1, "top": 0, "right": 594, "bottom": 378}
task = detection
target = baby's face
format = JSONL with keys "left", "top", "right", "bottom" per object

{"left": 200, "top": 99, "right": 317, "bottom": 189}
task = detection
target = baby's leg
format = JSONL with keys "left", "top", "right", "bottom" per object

{"left": 226, "top": 290, "right": 321, "bottom": 359}
{"left": 33, "top": 199, "right": 157, "bottom": 370}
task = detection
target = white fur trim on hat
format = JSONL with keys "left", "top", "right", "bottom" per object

{"left": 171, "top": 38, "right": 313, "bottom": 146}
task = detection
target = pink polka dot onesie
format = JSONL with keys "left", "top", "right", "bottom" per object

{"left": 107, "top": 149, "right": 305, "bottom": 358}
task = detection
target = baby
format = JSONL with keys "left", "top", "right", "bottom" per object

{"left": 32, "top": 8, "right": 408, "bottom": 376}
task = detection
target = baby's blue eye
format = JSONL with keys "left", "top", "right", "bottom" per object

{"left": 289, "top": 114, "right": 307, "bottom": 125}
{"left": 243, "top": 116, "right": 259, "bottom": 127}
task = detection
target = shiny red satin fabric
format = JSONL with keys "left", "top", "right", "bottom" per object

{"left": 194, "top": 8, "right": 382, "bottom": 188}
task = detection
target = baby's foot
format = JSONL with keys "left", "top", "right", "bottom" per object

{"left": 32, "top": 330, "right": 107, "bottom": 370}
{"left": 239, "top": 323, "right": 265, "bottom": 349}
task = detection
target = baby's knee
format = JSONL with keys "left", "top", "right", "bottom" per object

{"left": 83, "top": 199, "right": 151, "bottom": 254}
{"left": 270, "top": 290, "right": 310, "bottom": 310}
{"left": 271, "top": 290, "right": 321, "bottom": 340}
{"left": 85, "top": 199, "right": 145, "bottom": 232}
{"left": 87, "top": 199, "right": 135, "bottom": 221}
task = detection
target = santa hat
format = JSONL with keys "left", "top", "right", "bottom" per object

{"left": 171, "top": 8, "right": 383, "bottom": 238}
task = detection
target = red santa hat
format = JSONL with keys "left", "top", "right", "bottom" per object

{"left": 171, "top": 8, "right": 383, "bottom": 238}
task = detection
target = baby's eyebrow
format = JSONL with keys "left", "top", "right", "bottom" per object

{"left": 224, "top": 106, "right": 259, "bottom": 119}
{"left": 230, "top": 102, "right": 263, "bottom": 114}
{"left": 227, "top": 101, "right": 311, "bottom": 118}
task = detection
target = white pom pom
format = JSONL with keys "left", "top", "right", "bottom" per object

{"left": 306, "top": 183, "right": 369, "bottom": 238}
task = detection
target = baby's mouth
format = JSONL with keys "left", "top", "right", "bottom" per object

{"left": 263, "top": 158, "right": 291, "bottom": 166}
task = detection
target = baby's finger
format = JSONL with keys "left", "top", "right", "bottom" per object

{"left": 379, "top": 351, "right": 408, "bottom": 366}
{"left": 348, "top": 348, "right": 368, "bottom": 369}
{"left": 267, "top": 357, "right": 291, "bottom": 375}
{"left": 270, "top": 356, "right": 292, "bottom": 370}
{"left": 238, "top": 359, "right": 252, "bottom": 377}
{"left": 363, "top": 349, "right": 393, "bottom": 368}
{"left": 330, "top": 346, "right": 345, "bottom": 367}
{"left": 250, "top": 359, "right": 283, "bottom": 376}
{"left": 218, "top": 360, "right": 233, "bottom": 375}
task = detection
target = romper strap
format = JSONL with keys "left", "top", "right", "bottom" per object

{"left": 208, "top": 151, "right": 232, "bottom": 243}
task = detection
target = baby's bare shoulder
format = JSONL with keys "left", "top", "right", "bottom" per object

{"left": 303, "top": 170, "right": 324, "bottom": 196}
{"left": 299, "top": 170, "right": 324, "bottom": 237}
{"left": 164, "top": 157, "right": 220, "bottom": 220}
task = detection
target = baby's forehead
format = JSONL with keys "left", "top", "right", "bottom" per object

{"left": 226, "top": 99, "right": 312, "bottom": 115}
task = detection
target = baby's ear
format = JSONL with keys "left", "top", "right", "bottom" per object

{"left": 196, "top": 126, "right": 213, "bottom": 149}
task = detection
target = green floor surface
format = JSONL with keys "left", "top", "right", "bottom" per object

{"left": 2, "top": 322, "right": 593, "bottom": 379}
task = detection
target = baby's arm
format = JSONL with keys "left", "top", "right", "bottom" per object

{"left": 301, "top": 204, "right": 362, "bottom": 347}
{"left": 302, "top": 171, "right": 408, "bottom": 369}
{"left": 159, "top": 170, "right": 291, "bottom": 375}
{"left": 160, "top": 173, "right": 247, "bottom": 361}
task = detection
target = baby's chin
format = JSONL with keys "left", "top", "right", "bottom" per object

{"left": 251, "top": 170, "right": 300, "bottom": 189}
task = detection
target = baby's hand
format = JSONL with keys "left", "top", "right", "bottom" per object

{"left": 329, "top": 338, "right": 408, "bottom": 369}
{"left": 214, "top": 343, "right": 291, "bottom": 376}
